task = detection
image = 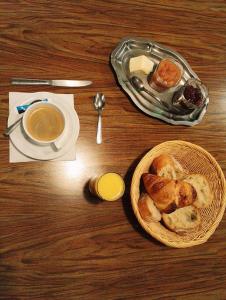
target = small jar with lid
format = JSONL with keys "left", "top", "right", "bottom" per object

{"left": 89, "top": 172, "right": 125, "bottom": 201}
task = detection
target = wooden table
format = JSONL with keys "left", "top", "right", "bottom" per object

{"left": 0, "top": 1, "right": 226, "bottom": 299}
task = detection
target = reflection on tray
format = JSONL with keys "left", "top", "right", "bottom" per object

{"left": 111, "top": 37, "right": 209, "bottom": 126}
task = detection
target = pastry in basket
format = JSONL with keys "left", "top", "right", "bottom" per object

{"left": 150, "top": 154, "right": 185, "bottom": 179}
{"left": 162, "top": 205, "right": 201, "bottom": 233}
{"left": 137, "top": 153, "right": 214, "bottom": 235}
{"left": 138, "top": 193, "right": 161, "bottom": 222}
{"left": 131, "top": 141, "right": 225, "bottom": 246}
{"left": 183, "top": 174, "right": 213, "bottom": 208}
{"left": 142, "top": 173, "right": 197, "bottom": 213}
{"left": 150, "top": 155, "right": 213, "bottom": 208}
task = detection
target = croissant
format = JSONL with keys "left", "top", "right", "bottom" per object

{"left": 142, "top": 173, "right": 197, "bottom": 213}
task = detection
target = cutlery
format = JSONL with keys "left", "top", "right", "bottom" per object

{"left": 4, "top": 99, "right": 43, "bottom": 136}
{"left": 130, "top": 76, "right": 183, "bottom": 115}
{"left": 11, "top": 78, "right": 92, "bottom": 87}
{"left": 93, "top": 93, "right": 105, "bottom": 144}
{"left": 16, "top": 98, "right": 48, "bottom": 114}
{"left": 130, "top": 76, "right": 170, "bottom": 111}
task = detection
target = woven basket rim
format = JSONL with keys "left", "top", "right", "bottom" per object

{"left": 130, "top": 140, "right": 226, "bottom": 248}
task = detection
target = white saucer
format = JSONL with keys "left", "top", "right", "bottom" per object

{"left": 8, "top": 94, "right": 80, "bottom": 160}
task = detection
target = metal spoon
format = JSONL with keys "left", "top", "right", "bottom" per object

{"left": 93, "top": 93, "right": 105, "bottom": 144}
{"left": 4, "top": 99, "right": 43, "bottom": 136}
{"left": 130, "top": 76, "right": 171, "bottom": 111}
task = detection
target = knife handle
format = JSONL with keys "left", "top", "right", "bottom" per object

{"left": 11, "top": 78, "right": 51, "bottom": 85}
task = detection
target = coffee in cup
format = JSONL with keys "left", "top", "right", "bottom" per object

{"left": 23, "top": 102, "right": 65, "bottom": 147}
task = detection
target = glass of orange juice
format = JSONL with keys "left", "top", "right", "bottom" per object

{"left": 89, "top": 172, "right": 125, "bottom": 201}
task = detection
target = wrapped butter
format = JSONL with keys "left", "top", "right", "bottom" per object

{"left": 129, "top": 55, "right": 154, "bottom": 75}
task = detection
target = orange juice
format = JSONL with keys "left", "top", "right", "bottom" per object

{"left": 89, "top": 173, "right": 125, "bottom": 201}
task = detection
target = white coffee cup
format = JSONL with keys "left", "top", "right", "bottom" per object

{"left": 22, "top": 102, "right": 66, "bottom": 150}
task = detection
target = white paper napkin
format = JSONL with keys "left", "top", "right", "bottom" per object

{"left": 9, "top": 92, "right": 77, "bottom": 163}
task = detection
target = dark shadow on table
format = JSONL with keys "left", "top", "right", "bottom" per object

{"left": 82, "top": 144, "right": 164, "bottom": 247}
{"left": 121, "top": 148, "right": 164, "bottom": 247}
{"left": 83, "top": 180, "right": 102, "bottom": 204}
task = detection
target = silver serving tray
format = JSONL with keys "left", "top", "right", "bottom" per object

{"left": 111, "top": 37, "right": 209, "bottom": 126}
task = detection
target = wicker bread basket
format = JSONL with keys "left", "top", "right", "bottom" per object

{"left": 131, "top": 140, "right": 226, "bottom": 248}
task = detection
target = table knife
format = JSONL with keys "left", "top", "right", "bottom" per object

{"left": 11, "top": 78, "right": 92, "bottom": 87}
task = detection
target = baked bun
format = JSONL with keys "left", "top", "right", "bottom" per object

{"left": 162, "top": 206, "right": 201, "bottom": 233}
{"left": 176, "top": 180, "right": 197, "bottom": 208}
{"left": 150, "top": 154, "right": 184, "bottom": 179}
{"left": 142, "top": 173, "right": 197, "bottom": 213}
{"left": 138, "top": 193, "right": 161, "bottom": 222}
{"left": 183, "top": 174, "right": 213, "bottom": 208}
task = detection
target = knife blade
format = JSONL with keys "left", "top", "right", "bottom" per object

{"left": 11, "top": 78, "right": 92, "bottom": 87}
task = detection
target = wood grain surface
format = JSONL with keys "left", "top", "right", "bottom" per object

{"left": 0, "top": 1, "right": 226, "bottom": 299}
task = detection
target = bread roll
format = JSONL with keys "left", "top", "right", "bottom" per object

{"left": 183, "top": 174, "right": 213, "bottom": 208}
{"left": 138, "top": 193, "right": 161, "bottom": 222}
{"left": 162, "top": 206, "right": 201, "bottom": 233}
{"left": 142, "top": 173, "right": 197, "bottom": 213}
{"left": 150, "top": 154, "right": 184, "bottom": 180}
{"left": 176, "top": 180, "right": 198, "bottom": 208}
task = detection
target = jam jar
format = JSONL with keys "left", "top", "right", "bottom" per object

{"left": 172, "top": 78, "right": 208, "bottom": 110}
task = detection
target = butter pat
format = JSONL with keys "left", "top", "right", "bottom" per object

{"left": 129, "top": 55, "right": 154, "bottom": 75}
